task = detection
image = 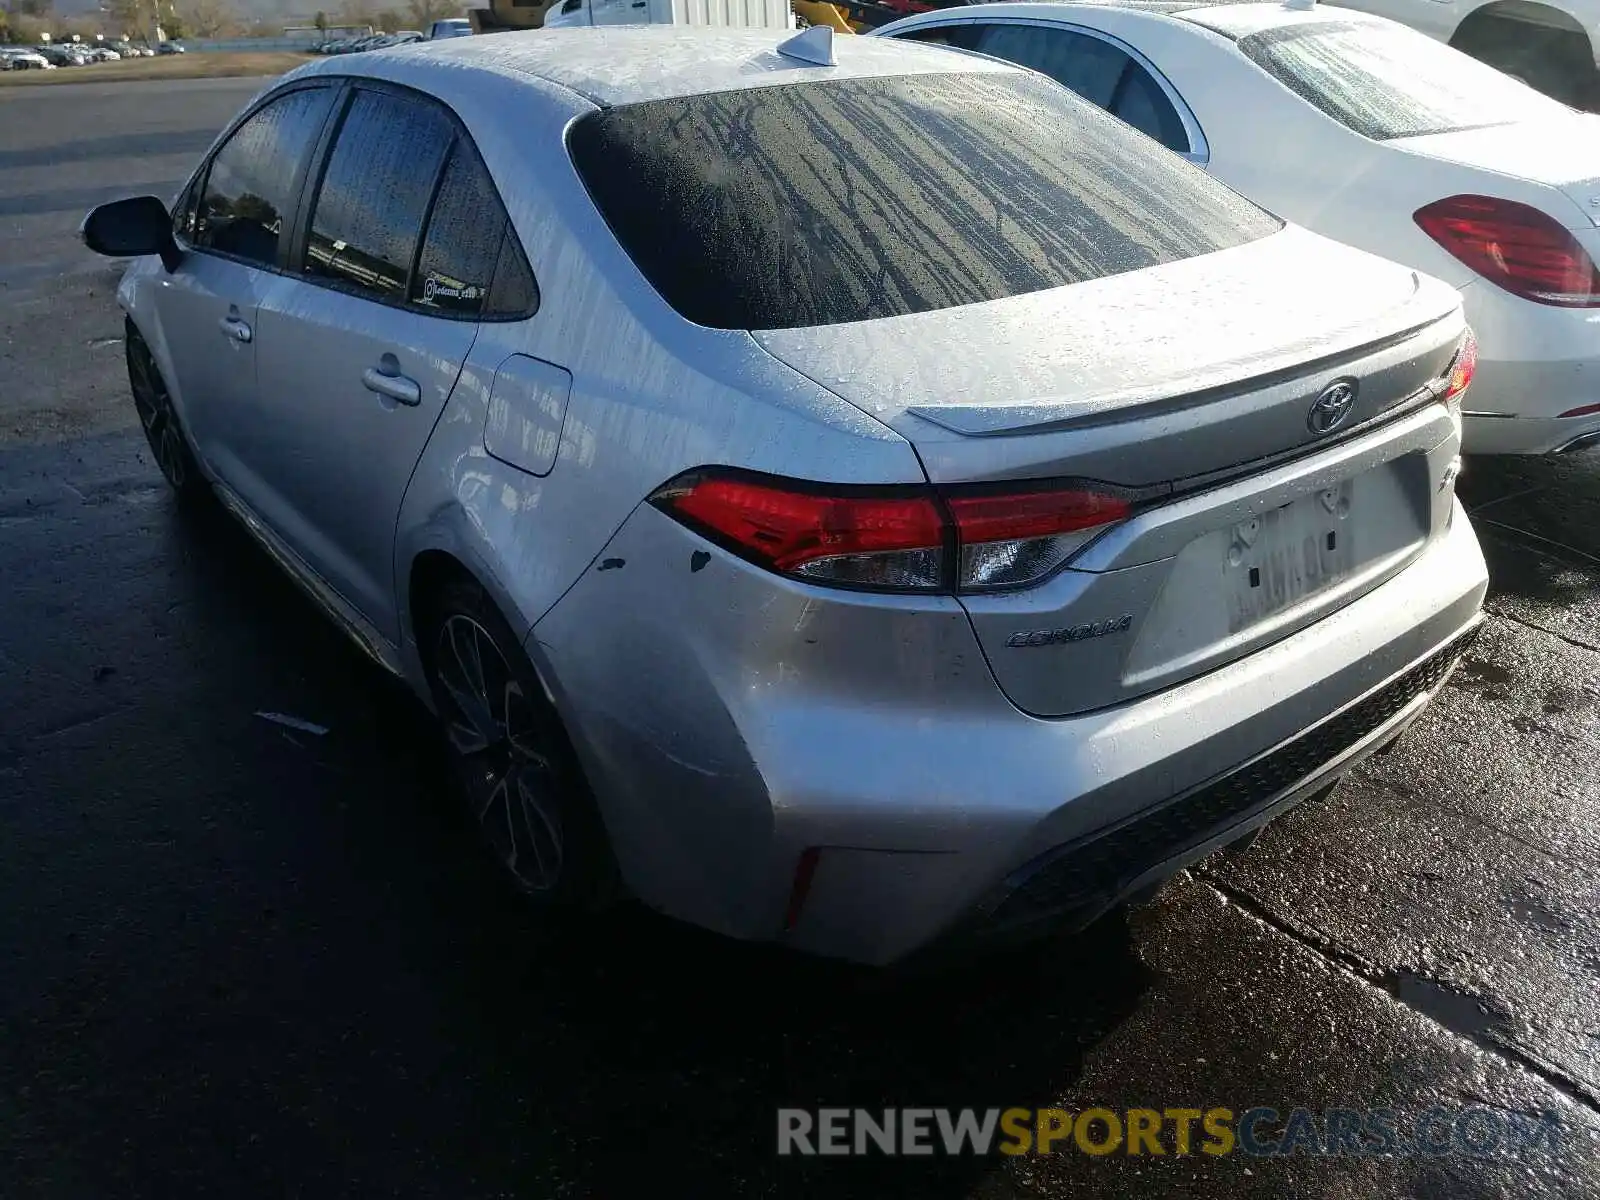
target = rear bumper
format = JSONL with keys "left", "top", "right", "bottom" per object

{"left": 1462, "top": 405, "right": 1600, "bottom": 456}
{"left": 927, "top": 619, "right": 1478, "bottom": 957}
{"left": 1458, "top": 283, "right": 1600, "bottom": 455}
{"left": 533, "top": 502, "right": 1487, "bottom": 965}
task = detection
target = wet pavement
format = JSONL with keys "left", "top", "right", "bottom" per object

{"left": 2, "top": 79, "right": 1600, "bottom": 1200}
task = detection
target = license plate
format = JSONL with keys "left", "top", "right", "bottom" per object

{"left": 1225, "top": 482, "right": 1355, "bottom": 634}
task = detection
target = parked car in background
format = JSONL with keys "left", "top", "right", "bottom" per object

{"left": 879, "top": 2, "right": 1600, "bottom": 456}
{"left": 86, "top": 46, "right": 122, "bottom": 61}
{"left": 81, "top": 28, "right": 1485, "bottom": 964}
{"left": 427, "top": 17, "right": 474, "bottom": 37}
{"left": 37, "top": 45, "right": 88, "bottom": 66}
{"left": 1, "top": 49, "right": 54, "bottom": 69}
{"left": 1326, "top": 0, "right": 1600, "bottom": 107}
{"left": 157, "top": 40, "right": 186, "bottom": 54}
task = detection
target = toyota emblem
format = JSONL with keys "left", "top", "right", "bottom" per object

{"left": 1308, "top": 379, "right": 1358, "bottom": 436}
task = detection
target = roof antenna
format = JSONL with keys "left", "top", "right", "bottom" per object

{"left": 777, "top": 25, "right": 835, "bottom": 67}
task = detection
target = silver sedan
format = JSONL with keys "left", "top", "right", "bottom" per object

{"left": 81, "top": 27, "right": 1486, "bottom": 964}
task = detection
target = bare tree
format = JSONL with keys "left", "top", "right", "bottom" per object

{"left": 407, "top": 0, "right": 463, "bottom": 28}
{"left": 176, "top": 0, "right": 237, "bottom": 36}
{"left": 9, "top": 12, "right": 49, "bottom": 40}
{"left": 103, "top": 0, "right": 147, "bottom": 39}
{"left": 336, "top": 0, "right": 378, "bottom": 30}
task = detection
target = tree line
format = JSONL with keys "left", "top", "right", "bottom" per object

{"left": 1, "top": 0, "right": 466, "bottom": 43}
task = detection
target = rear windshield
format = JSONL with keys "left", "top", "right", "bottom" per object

{"left": 1237, "top": 21, "right": 1570, "bottom": 141}
{"left": 567, "top": 72, "right": 1281, "bottom": 330}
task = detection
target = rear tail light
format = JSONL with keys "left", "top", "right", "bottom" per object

{"left": 1440, "top": 328, "right": 1477, "bottom": 403}
{"left": 649, "top": 469, "right": 1135, "bottom": 594}
{"left": 1414, "top": 195, "right": 1600, "bottom": 307}
{"left": 655, "top": 473, "right": 947, "bottom": 589}
{"left": 944, "top": 483, "right": 1131, "bottom": 591}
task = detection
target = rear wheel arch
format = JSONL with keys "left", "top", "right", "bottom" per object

{"left": 1450, "top": 3, "right": 1597, "bottom": 102}
{"left": 407, "top": 548, "right": 476, "bottom": 653}
{"left": 405, "top": 546, "right": 562, "bottom": 711}
{"left": 1454, "top": 1, "right": 1588, "bottom": 40}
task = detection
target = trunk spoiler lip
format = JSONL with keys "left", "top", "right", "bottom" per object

{"left": 903, "top": 306, "right": 1450, "bottom": 439}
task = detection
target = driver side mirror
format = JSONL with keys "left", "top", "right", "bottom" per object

{"left": 80, "top": 195, "right": 182, "bottom": 273}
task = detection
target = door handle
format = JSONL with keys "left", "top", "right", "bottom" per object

{"left": 362, "top": 366, "right": 421, "bottom": 407}
{"left": 218, "top": 315, "right": 252, "bottom": 344}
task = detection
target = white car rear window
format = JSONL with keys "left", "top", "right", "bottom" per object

{"left": 1237, "top": 21, "right": 1570, "bottom": 140}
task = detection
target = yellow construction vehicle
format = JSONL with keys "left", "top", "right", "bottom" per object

{"left": 791, "top": 1, "right": 861, "bottom": 32}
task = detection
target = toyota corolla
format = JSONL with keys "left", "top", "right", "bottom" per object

{"left": 81, "top": 27, "right": 1486, "bottom": 964}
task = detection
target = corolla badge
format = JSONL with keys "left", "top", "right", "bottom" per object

{"left": 1006, "top": 615, "right": 1133, "bottom": 648}
{"left": 1307, "top": 379, "right": 1358, "bottom": 436}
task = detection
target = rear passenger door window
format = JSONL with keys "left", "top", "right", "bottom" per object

{"left": 190, "top": 86, "right": 336, "bottom": 266}
{"left": 302, "top": 88, "right": 455, "bottom": 300}
{"left": 410, "top": 140, "right": 539, "bottom": 318}
{"left": 969, "top": 23, "right": 1192, "bottom": 155}
{"left": 300, "top": 86, "right": 538, "bottom": 318}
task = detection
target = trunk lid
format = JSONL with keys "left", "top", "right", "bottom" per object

{"left": 1391, "top": 116, "right": 1600, "bottom": 229}
{"left": 753, "top": 226, "right": 1460, "bottom": 488}
{"left": 755, "top": 224, "right": 1468, "bottom": 717}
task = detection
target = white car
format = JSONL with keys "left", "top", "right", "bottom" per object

{"left": 2, "top": 50, "right": 54, "bottom": 70}
{"left": 878, "top": 1, "right": 1600, "bottom": 456}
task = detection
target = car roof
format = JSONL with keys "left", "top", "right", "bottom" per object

{"left": 887, "top": 0, "right": 1385, "bottom": 35}
{"left": 349, "top": 26, "right": 1022, "bottom": 107}
{"left": 1175, "top": 1, "right": 1385, "bottom": 37}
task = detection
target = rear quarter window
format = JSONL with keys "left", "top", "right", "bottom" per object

{"left": 1236, "top": 21, "right": 1570, "bottom": 140}
{"left": 567, "top": 72, "right": 1281, "bottom": 330}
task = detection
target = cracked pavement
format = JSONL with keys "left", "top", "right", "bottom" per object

{"left": 2, "top": 78, "right": 1599, "bottom": 1199}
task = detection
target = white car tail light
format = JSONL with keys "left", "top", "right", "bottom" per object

{"left": 1414, "top": 195, "right": 1600, "bottom": 307}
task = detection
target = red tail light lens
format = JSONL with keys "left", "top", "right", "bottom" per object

{"left": 1441, "top": 328, "right": 1477, "bottom": 402}
{"left": 653, "top": 472, "right": 946, "bottom": 589}
{"left": 650, "top": 470, "right": 1135, "bottom": 593}
{"left": 945, "top": 485, "right": 1131, "bottom": 591}
{"left": 1414, "top": 195, "right": 1600, "bottom": 307}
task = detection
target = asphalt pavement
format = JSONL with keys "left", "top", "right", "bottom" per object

{"left": 2, "top": 79, "right": 1599, "bottom": 1200}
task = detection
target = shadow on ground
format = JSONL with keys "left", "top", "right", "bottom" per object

{"left": 0, "top": 451, "right": 1154, "bottom": 1197}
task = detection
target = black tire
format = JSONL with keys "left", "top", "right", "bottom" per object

{"left": 421, "top": 579, "right": 616, "bottom": 909}
{"left": 125, "top": 319, "right": 206, "bottom": 500}
{"left": 1455, "top": 19, "right": 1598, "bottom": 108}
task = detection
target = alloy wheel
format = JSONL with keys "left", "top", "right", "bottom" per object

{"left": 127, "top": 335, "right": 189, "bottom": 490}
{"left": 433, "top": 613, "right": 566, "bottom": 892}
